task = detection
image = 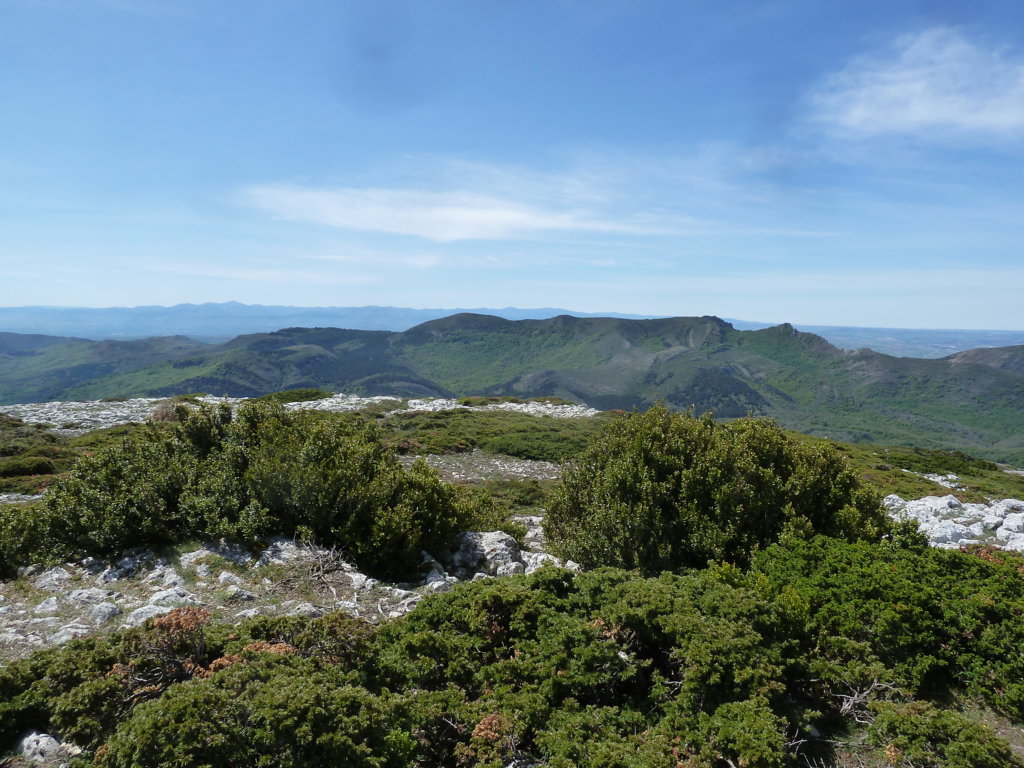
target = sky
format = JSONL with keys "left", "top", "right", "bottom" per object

{"left": 1, "top": 0, "right": 1024, "bottom": 329}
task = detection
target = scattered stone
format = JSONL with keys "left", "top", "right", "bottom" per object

{"left": 33, "top": 597, "right": 60, "bottom": 615}
{"left": 496, "top": 561, "right": 525, "bottom": 577}
{"left": 444, "top": 531, "right": 521, "bottom": 577}
{"left": 282, "top": 601, "right": 321, "bottom": 618}
{"left": 34, "top": 567, "right": 72, "bottom": 591}
{"left": 18, "top": 732, "right": 66, "bottom": 764}
{"left": 223, "top": 584, "right": 256, "bottom": 602}
{"left": 124, "top": 604, "right": 173, "bottom": 627}
{"left": 256, "top": 539, "right": 310, "bottom": 566}
{"left": 67, "top": 587, "right": 113, "bottom": 605}
{"left": 149, "top": 588, "right": 200, "bottom": 606}
{"left": 48, "top": 623, "right": 91, "bottom": 646}
{"left": 218, "top": 570, "right": 243, "bottom": 585}
{"left": 522, "top": 551, "right": 561, "bottom": 574}
{"left": 88, "top": 602, "right": 122, "bottom": 622}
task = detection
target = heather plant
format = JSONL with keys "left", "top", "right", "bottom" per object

{"left": 544, "top": 405, "right": 889, "bottom": 572}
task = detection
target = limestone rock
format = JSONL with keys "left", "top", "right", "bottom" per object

{"left": 124, "top": 604, "right": 173, "bottom": 627}
{"left": 88, "top": 602, "right": 122, "bottom": 622}
{"left": 34, "top": 567, "right": 71, "bottom": 591}
{"left": 445, "top": 531, "right": 521, "bottom": 577}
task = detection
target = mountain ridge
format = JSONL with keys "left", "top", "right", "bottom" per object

{"left": 2, "top": 313, "right": 1023, "bottom": 462}
{"left": 3, "top": 303, "right": 1024, "bottom": 357}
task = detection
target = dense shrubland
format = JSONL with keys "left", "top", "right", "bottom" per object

{"left": 3, "top": 402, "right": 1024, "bottom": 766}
{"left": 3, "top": 549, "right": 1024, "bottom": 767}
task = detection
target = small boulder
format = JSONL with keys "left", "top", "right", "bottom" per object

{"left": 124, "top": 604, "right": 173, "bottom": 627}
{"left": 34, "top": 567, "right": 71, "bottom": 592}
{"left": 149, "top": 588, "right": 200, "bottom": 606}
{"left": 88, "top": 602, "right": 122, "bottom": 622}
{"left": 223, "top": 585, "right": 256, "bottom": 602}
{"left": 444, "top": 531, "right": 521, "bottom": 577}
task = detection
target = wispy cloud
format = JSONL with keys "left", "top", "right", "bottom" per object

{"left": 807, "top": 27, "right": 1024, "bottom": 140}
{"left": 242, "top": 184, "right": 658, "bottom": 242}
{"left": 147, "top": 263, "right": 379, "bottom": 285}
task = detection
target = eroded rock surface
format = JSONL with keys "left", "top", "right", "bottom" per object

{"left": 885, "top": 494, "right": 1024, "bottom": 549}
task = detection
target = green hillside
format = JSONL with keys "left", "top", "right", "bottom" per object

{"left": 2, "top": 314, "right": 1024, "bottom": 462}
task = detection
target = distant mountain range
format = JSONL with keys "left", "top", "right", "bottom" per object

{"left": 2, "top": 303, "right": 1023, "bottom": 358}
{"left": 2, "top": 313, "right": 1024, "bottom": 463}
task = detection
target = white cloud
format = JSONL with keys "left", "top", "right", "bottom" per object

{"left": 807, "top": 27, "right": 1024, "bottom": 140}
{"left": 242, "top": 184, "right": 659, "bottom": 242}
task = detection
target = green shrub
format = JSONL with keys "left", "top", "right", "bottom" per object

{"left": 0, "top": 455, "right": 55, "bottom": 477}
{"left": 254, "top": 387, "right": 332, "bottom": 404}
{"left": 869, "top": 700, "right": 1021, "bottom": 768}
{"left": 21, "top": 402, "right": 480, "bottom": 579}
{"left": 544, "top": 406, "right": 889, "bottom": 572}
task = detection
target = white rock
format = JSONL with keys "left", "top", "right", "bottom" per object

{"left": 49, "top": 623, "right": 91, "bottom": 646}
{"left": 925, "top": 520, "right": 970, "bottom": 545}
{"left": 149, "top": 588, "right": 199, "bottom": 606}
{"left": 34, "top": 567, "right": 71, "bottom": 591}
{"left": 19, "top": 732, "right": 62, "bottom": 763}
{"left": 967, "top": 522, "right": 986, "bottom": 538}
{"left": 445, "top": 531, "right": 521, "bottom": 576}
{"left": 522, "top": 551, "right": 561, "bottom": 574}
{"left": 218, "top": 570, "right": 243, "bottom": 585}
{"left": 256, "top": 539, "right": 308, "bottom": 566}
{"left": 89, "top": 602, "right": 122, "bottom": 622}
{"left": 1001, "top": 512, "right": 1024, "bottom": 533}
{"left": 223, "top": 584, "right": 256, "bottom": 602}
{"left": 282, "top": 601, "right": 321, "bottom": 618}
{"left": 95, "top": 567, "right": 121, "bottom": 584}
{"left": 1002, "top": 537, "right": 1024, "bottom": 553}
{"left": 124, "top": 604, "right": 173, "bottom": 627}
{"left": 496, "top": 561, "right": 525, "bottom": 577}
{"left": 67, "top": 587, "right": 111, "bottom": 605}
{"left": 33, "top": 597, "right": 60, "bottom": 614}
{"left": 180, "top": 542, "right": 251, "bottom": 568}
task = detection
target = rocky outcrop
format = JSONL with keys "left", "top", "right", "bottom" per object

{"left": 885, "top": 494, "right": 1024, "bottom": 549}
{"left": 0, "top": 528, "right": 578, "bottom": 661}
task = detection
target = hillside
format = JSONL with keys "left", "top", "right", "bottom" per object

{"left": 946, "top": 345, "right": 1024, "bottom": 375}
{"left": 2, "top": 314, "right": 1024, "bottom": 461}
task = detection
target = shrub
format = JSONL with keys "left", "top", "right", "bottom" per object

{"left": 254, "top": 387, "right": 332, "bottom": 404}
{"left": 544, "top": 406, "right": 888, "bottom": 572}
{"left": 23, "top": 402, "right": 480, "bottom": 580}
{"left": 0, "top": 455, "right": 55, "bottom": 477}
{"left": 869, "top": 700, "right": 1021, "bottom": 768}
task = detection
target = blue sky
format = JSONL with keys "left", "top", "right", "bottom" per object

{"left": 2, "top": 0, "right": 1024, "bottom": 329}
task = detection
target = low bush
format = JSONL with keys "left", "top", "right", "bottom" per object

{"left": 254, "top": 387, "right": 332, "bottom": 404}
{"left": 0, "top": 456, "right": 55, "bottom": 477}
{"left": 545, "top": 406, "right": 889, "bottom": 572}
{"left": 5, "top": 549, "right": 1024, "bottom": 767}
{"left": 8, "top": 402, "right": 496, "bottom": 580}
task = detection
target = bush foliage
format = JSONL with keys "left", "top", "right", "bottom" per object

{"left": 4, "top": 543, "right": 1024, "bottom": 767}
{"left": 0, "top": 402, "right": 494, "bottom": 580}
{"left": 545, "top": 406, "right": 889, "bottom": 572}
